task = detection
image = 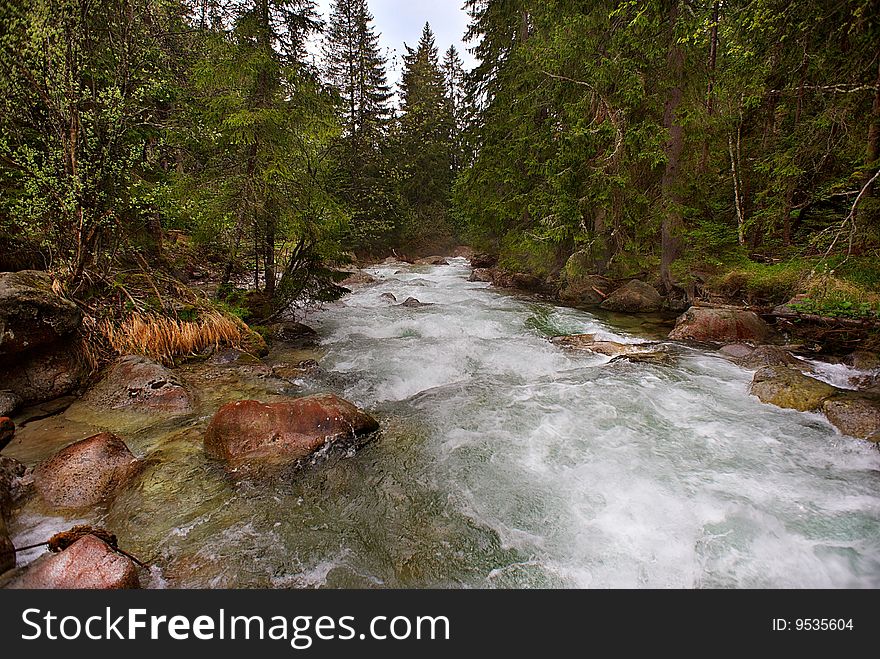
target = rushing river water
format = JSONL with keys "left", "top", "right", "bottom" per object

{"left": 6, "top": 257, "right": 880, "bottom": 588}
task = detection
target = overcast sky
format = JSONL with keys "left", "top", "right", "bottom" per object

{"left": 311, "top": 0, "right": 478, "bottom": 83}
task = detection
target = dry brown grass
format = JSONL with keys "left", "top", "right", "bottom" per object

{"left": 100, "top": 311, "right": 246, "bottom": 365}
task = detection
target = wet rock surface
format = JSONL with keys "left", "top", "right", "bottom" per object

{"left": 669, "top": 307, "right": 772, "bottom": 343}
{"left": 750, "top": 366, "right": 838, "bottom": 412}
{"left": 204, "top": 394, "right": 379, "bottom": 467}
{"left": 83, "top": 355, "right": 193, "bottom": 415}
{"left": 600, "top": 280, "right": 663, "bottom": 313}
{"left": 34, "top": 432, "right": 142, "bottom": 510}
{"left": 8, "top": 534, "right": 140, "bottom": 589}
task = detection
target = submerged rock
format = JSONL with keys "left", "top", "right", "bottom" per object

{"left": 669, "top": 307, "right": 771, "bottom": 343}
{"left": 204, "top": 394, "right": 379, "bottom": 467}
{"left": 0, "top": 390, "right": 21, "bottom": 418}
{"left": 737, "top": 345, "right": 800, "bottom": 369}
{"left": 609, "top": 351, "right": 676, "bottom": 367}
{"left": 550, "top": 334, "right": 648, "bottom": 357}
{"left": 83, "top": 355, "right": 193, "bottom": 415}
{"left": 414, "top": 256, "right": 449, "bottom": 266}
{"left": 272, "top": 359, "right": 320, "bottom": 382}
{"left": 0, "top": 270, "right": 82, "bottom": 356}
{"left": 340, "top": 270, "right": 377, "bottom": 287}
{"left": 750, "top": 366, "right": 838, "bottom": 412}
{"left": 34, "top": 432, "right": 142, "bottom": 510}
{"left": 0, "top": 417, "right": 13, "bottom": 452}
{"left": 8, "top": 534, "right": 139, "bottom": 589}
{"left": 600, "top": 280, "right": 663, "bottom": 313}
{"left": 719, "top": 344, "right": 754, "bottom": 359}
{"left": 398, "top": 297, "right": 432, "bottom": 308}
{"left": 0, "top": 456, "right": 27, "bottom": 522}
{"left": 0, "top": 516, "right": 13, "bottom": 573}
{"left": 822, "top": 395, "right": 880, "bottom": 441}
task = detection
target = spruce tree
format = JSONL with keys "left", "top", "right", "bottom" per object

{"left": 397, "top": 23, "right": 455, "bottom": 245}
{"left": 322, "top": 0, "right": 397, "bottom": 249}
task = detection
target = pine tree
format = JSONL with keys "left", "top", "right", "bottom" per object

{"left": 322, "top": 0, "right": 397, "bottom": 248}
{"left": 397, "top": 23, "right": 455, "bottom": 245}
{"left": 442, "top": 45, "right": 471, "bottom": 173}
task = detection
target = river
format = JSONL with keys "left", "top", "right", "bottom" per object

{"left": 7, "top": 257, "right": 880, "bottom": 587}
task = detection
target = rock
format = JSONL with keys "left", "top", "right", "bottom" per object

{"left": 380, "top": 292, "right": 397, "bottom": 302}
{"left": 750, "top": 366, "right": 838, "bottom": 412}
{"left": 559, "top": 274, "right": 609, "bottom": 305}
{"left": 209, "top": 348, "right": 261, "bottom": 365}
{"left": 415, "top": 256, "right": 449, "bottom": 266}
{"left": 8, "top": 534, "right": 140, "bottom": 589}
{"left": 204, "top": 394, "right": 379, "bottom": 467}
{"left": 34, "top": 432, "right": 142, "bottom": 510}
{"left": 0, "top": 515, "right": 13, "bottom": 573}
{"left": 719, "top": 344, "right": 754, "bottom": 359}
{"left": 737, "top": 345, "right": 800, "bottom": 369}
{"left": 0, "top": 456, "right": 27, "bottom": 522}
{"left": 4, "top": 339, "right": 87, "bottom": 406}
{"left": 469, "top": 268, "right": 493, "bottom": 283}
{"left": 83, "top": 355, "right": 193, "bottom": 415}
{"left": 274, "top": 322, "right": 320, "bottom": 348}
{"left": 599, "top": 280, "right": 663, "bottom": 313}
{"left": 0, "top": 270, "right": 82, "bottom": 356}
{"left": 772, "top": 294, "right": 809, "bottom": 316}
{"left": 668, "top": 307, "right": 772, "bottom": 343}
{"left": 340, "top": 270, "right": 377, "bottom": 286}
{"left": 241, "top": 328, "right": 270, "bottom": 357}
{"left": 822, "top": 395, "right": 880, "bottom": 441}
{"left": 491, "top": 270, "right": 545, "bottom": 292}
{"left": 0, "top": 417, "right": 13, "bottom": 452}
{"left": 452, "top": 246, "right": 475, "bottom": 259}
{"left": 609, "top": 352, "right": 676, "bottom": 367}
{"left": 470, "top": 253, "right": 498, "bottom": 269}
{"left": 550, "top": 335, "right": 644, "bottom": 357}
{"left": 0, "top": 390, "right": 21, "bottom": 417}
{"left": 398, "top": 297, "right": 432, "bottom": 308}
{"left": 272, "top": 359, "right": 320, "bottom": 381}
{"left": 844, "top": 350, "right": 880, "bottom": 371}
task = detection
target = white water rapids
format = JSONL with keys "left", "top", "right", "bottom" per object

{"left": 306, "top": 257, "right": 880, "bottom": 588}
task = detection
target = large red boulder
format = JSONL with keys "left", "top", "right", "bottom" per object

{"left": 204, "top": 394, "right": 379, "bottom": 467}
{"left": 668, "top": 306, "right": 771, "bottom": 343}
{"left": 8, "top": 534, "right": 140, "bottom": 589}
{"left": 34, "top": 432, "right": 142, "bottom": 510}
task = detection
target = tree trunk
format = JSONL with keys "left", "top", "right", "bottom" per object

{"left": 660, "top": 0, "right": 685, "bottom": 294}
{"left": 866, "top": 57, "right": 880, "bottom": 198}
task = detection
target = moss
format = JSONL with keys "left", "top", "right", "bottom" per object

{"left": 497, "top": 233, "right": 561, "bottom": 279}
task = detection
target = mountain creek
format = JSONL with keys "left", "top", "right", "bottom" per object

{"left": 2, "top": 257, "right": 879, "bottom": 588}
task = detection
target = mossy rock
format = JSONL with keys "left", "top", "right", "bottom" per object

{"left": 750, "top": 366, "right": 838, "bottom": 412}
{"left": 822, "top": 394, "right": 880, "bottom": 441}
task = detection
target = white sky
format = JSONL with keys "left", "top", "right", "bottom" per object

{"left": 309, "top": 0, "right": 478, "bottom": 85}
